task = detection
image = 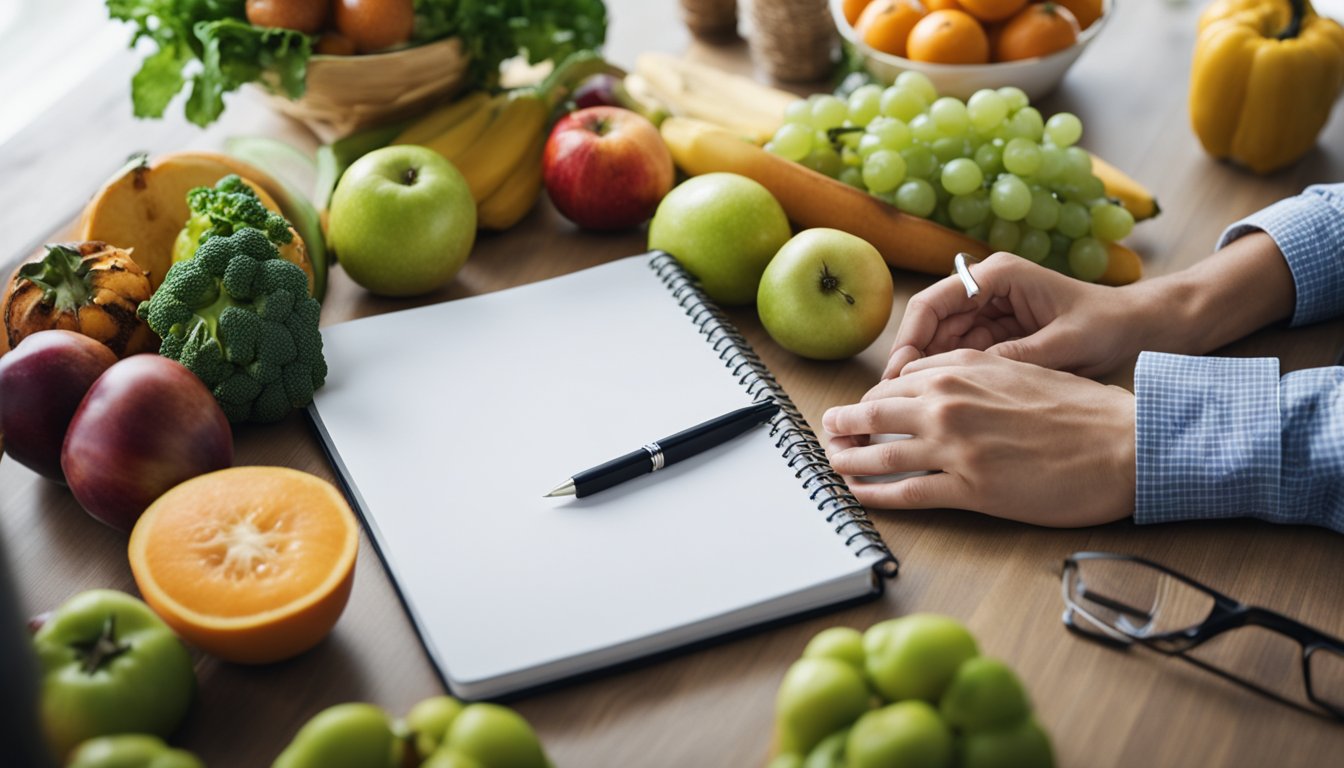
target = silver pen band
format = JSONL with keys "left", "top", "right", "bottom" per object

{"left": 642, "top": 442, "right": 665, "bottom": 471}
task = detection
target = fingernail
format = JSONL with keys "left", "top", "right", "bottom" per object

{"left": 822, "top": 407, "right": 838, "bottom": 431}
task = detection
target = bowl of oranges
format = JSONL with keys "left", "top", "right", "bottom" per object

{"left": 832, "top": 0, "right": 1109, "bottom": 101}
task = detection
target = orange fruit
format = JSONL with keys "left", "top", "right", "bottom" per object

{"left": 907, "top": 9, "right": 991, "bottom": 64}
{"left": 334, "top": 0, "right": 415, "bottom": 53}
{"left": 842, "top": 0, "right": 876, "bottom": 26}
{"left": 128, "top": 466, "right": 360, "bottom": 665}
{"left": 995, "top": 2, "right": 1080, "bottom": 61}
{"left": 924, "top": 0, "right": 964, "bottom": 9}
{"left": 1049, "top": 0, "right": 1102, "bottom": 30}
{"left": 856, "top": 0, "right": 927, "bottom": 57}
{"left": 958, "top": 0, "right": 1027, "bottom": 22}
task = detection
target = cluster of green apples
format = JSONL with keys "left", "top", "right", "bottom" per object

{"left": 769, "top": 614, "right": 1053, "bottom": 768}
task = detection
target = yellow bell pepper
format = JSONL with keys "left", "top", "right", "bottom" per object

{"left": 1190, "top": 0, "right": 1344, "bottom": 174}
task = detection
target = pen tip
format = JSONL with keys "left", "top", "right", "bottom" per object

{"left": 544, "top": 479, "right": 577, "bottom": 498}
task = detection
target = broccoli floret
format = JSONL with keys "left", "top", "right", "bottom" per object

{"left": 139, "top": 228, "right": 326, "bottom": 424}
{"left": 186, "top": 174, "right": 294, "bottom": 247}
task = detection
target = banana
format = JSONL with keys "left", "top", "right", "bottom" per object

{"left": 393, "top": 91, "right": 490, "bottom": 147}
{"left": 477, "top": 140, "right": 545, "bottom": 230}
{"left": 452, "top": 93, "right": 549, "bottom": 203}
{"left": 1088, "top": 152, "right": 1161, "bottom": 221}
{"left": 420, "top": 94, "right": 503, "bottom": 163}
{"left": 634, "top": 53, "right": 796, "bottom": 144}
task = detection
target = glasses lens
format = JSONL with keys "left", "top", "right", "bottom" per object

{"left": 1065, "top": 557, "right": 1215, "bottom": 645}
{"left": 1307, "top": 645, "right": 1344, "bottom": 715}
{"left": 1186, "top": 625, "right": 1313, "bottom": 708}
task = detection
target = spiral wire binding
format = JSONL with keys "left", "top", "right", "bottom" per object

{"left": 648, "top": 251, "right": 900, "bottom": 579}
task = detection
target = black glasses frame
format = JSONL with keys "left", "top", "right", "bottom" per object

{"left": 1061, "top": 551, "right": 1344, "bottom": 722}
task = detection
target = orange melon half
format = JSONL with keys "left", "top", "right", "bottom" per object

{"left": 128, "top": 466, "right": 359, "bottom": 664}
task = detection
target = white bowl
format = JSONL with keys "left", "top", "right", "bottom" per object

{"left": 831, "top": 0, "right": 1112, "bottom": 102}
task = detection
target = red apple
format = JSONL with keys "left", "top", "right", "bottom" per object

{"left": 542, "top": 106, "right": 674, "bottom": 231}
{"left": 61, "top": 355, "right": 233, "bottom": 531}
{"left": 0, "top": 330, "right": 117, "bottom": 481}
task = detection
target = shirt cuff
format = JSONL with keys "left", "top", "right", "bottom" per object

{"left": 1134, "top": 351, "right": 1281, "bottom": 526}
{"left": 1216, "top": 185, "right": 1344, "bottom": 327}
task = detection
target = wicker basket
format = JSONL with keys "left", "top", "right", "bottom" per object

{"left": 260, "top": 37, "right": 471, "bottom": 142}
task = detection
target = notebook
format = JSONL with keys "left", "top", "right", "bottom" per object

{"left": 308, "top": 251, "right": 899, "bottom": 699}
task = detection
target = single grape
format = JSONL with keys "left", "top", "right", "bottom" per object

{"left": 1075, "top": 175, "right": 1106, "bottom": 203}
{"left": 868, "top": 116, "right": 913, "bottom": 150}
{"left": 895, "top": 71, "right": 938, "bottom": 105}
{"left": 997, "top": 86, "right": 1029, "bottom": 112}
{"left": 802, "top": 146, "right": 844, "bottom": 178}
{"left": 901, "top": 144, "right": 939, "bottom": 179}
{"left": 812, "top": 95, "right": 849, "bottom": 130}
{"left": 895, "top": 178, "right": 937, "bottom": 217}
{"left": 1018, "top": 227, "right": 1051, "bottom": 263}
{"left": 967, "top": 89, "right": 1009, "bottom": 134}
{"left": 941, "top": 158, "right": 984, "bottom": 196}
{"left": 1056, "top": 200, "right": 1091, "bottom": 238}
{"left": 858, "top": 133, "right": 885, "bottom": 158}
{"left": 770, "top": 122, "right": 814, "bottom": 162}
{"left": 930, "top": 97, "right": 970, "bottom": 136}
{"left": 841, "top": 146, "right": 862, "bottom": 168}
{"left": 784, "top": 99, "right": 812, "bottom": 125}
{"left": 1024, "top": 188, "right": 1061, "bottom": 230}
{"left": 1009, "top": 107, "right": 1044, "bottom": 142}
{"left": 1038, "top": 146, "right": 1067, "bottom": 181}
{"left": 932, "top": 137, "right": 968, "bottom": 164}
{"left": 1090, "top": 202, "right": 1135, "bottom": 241}
{"left": 1068, "top": 237, "right": 1109, "bottom": 282}
{"left": 949, "top": 191, "right": 990, "bottom": 228}
{"left": 1002, "top": 137, "right": 1043, "bottom": 176}
{"left": 880, "top": 86, "right": 928, "bottom": 121}
{"left": 988, "top": 218, "right": 1022, "bottom": 251}
{"left": 1064, "top": 146, "right": 1093, "bottom": 178}
{"left": 1044, "top": 112, "right": 1083, "bottom": 148}
{"left": 974, "top": 142, "right": 1004, "bottom": 176}
{"left": 990, "top": 174, "right": 1032, "bottom": 221}
{"left": 839, "top": 167, "right": 865, "bottom": 189}
{"left": 847, "top": 84, "right": 884, "bottom": 126}
{"left": 909, "top": 113, "right": 942, "bottom": 144}
{"left": 863, "top": 149, "right": 908, "bottom": 193}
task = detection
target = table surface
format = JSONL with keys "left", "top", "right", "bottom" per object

{"left": 4, "top": 1, "right": 1344, "bottom": 766}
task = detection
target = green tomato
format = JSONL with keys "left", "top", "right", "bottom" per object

{"left": 33, "top": 589, "right": 196, "bottom": 760}
{"left": 960, "top": 718, "right": 1055, "bottom": 768}
{"left": 66, "top": 734, "right": 204, "bottom": 768}
{"left": 939, "top": 657, "right": 1032, "bottom": 732}
{"left": 406, "top": 695, "right": 466, "bottom": 759}
{"left": 422, "top": 748, "right": 485, "bottom": 768}
{"left": 446, "top": 703, "right": 550, "bottom": 768}
{"left": 271, "top": 703, "right": 401, "bottom": 768}
{"left": 802, "top": 728, "right": 849, "bottom": 768}
{"left": 863, "top": 614, "right": 978, "bottom": 702}
{"left": 846, "top": 701, "right": 953, "bottom": 768}
{"left": 801, "top": 627, "right": 865, "bottom": 670}
{"left": 774, "top": 657, "right": 872, "bottom": 755}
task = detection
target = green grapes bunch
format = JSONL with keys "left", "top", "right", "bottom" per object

{"left": 765, "top": 72, "right": 1135, "bottom": 282}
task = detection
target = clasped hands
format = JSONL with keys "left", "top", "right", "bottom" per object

{"left": 823, "top": 253, "right": 1142, "bottom": 527}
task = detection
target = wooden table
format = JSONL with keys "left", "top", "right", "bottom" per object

{"left": 4, "top": 2, "right": 1344, "bottom": 765}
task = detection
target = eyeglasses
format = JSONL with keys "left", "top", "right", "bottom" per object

{"left": 1060, "top": 551, "right": 1344, "bottom": 721}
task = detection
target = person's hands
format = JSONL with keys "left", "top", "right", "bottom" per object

{"left": 825, "top": 350, "right": 1135, "bottom": 527}
{"left": 884, "top": 253, "right": 1153, "bottom": 380}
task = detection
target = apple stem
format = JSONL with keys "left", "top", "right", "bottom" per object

{"left": 72, "top": 615, "right": 132, "bottom": 675}
{"left": 401, "top": 167, "right": 419, "bottom": 186}
{"left": 820, "top": 263, "right": 856, "bottom": 305}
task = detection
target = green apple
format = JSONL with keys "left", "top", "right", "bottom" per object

{"left": 845, "top": 701, "right": 953, "bottom": 768}
{"left": 802, "top": 626, "right": 866, "bottom": 670}
{"left": 803, "top": 728, "right": 850, "bottom": 768}
{"left": 939, "top": 656, "right": 1032, "bottom": 732}
{"left": 328, "top": 145, "right": 475, "bottom": 297}
{"left": 757, "top": 228, "right": 894, "bottom": 360}
{"left": 647, "top": 172, "right": 791, "bottom": 306}
{"left": 863, "top": 613, "right": 979, "bottom": 703}
{"left": 445, "top": 703, "right": 548, "bottom": 768}
{"left": 959, "top": 718, "right": 1055, "bottom": 768}
{"left": 774, "top": 657, "right": 872, "bottom": 755}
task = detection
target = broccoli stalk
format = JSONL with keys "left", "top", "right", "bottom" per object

{"left": 139, "top": 227, "right": 326, "bottom": 424}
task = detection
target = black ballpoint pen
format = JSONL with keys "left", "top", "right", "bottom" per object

{"left": 544, "top": 400, "right": 781, "bottom": 498}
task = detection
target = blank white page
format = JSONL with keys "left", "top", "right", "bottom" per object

{"left": 310, "top": 254, "right": 883, "bottom": 698}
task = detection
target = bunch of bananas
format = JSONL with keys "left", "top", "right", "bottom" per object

{"left": 390, "top": 52, "right": 622, "bottom": 231}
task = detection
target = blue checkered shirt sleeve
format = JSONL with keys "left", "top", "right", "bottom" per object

{"left": 1134, "top": 184, "right": 1344, "bottom": 532}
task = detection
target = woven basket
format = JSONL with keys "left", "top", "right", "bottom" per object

{"left": 260, "top": 37, "right": 471, "bottom": 142}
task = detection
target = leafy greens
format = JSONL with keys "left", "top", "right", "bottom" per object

{"left": 106, "top": 0, "right": 607, "bottom": 127}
